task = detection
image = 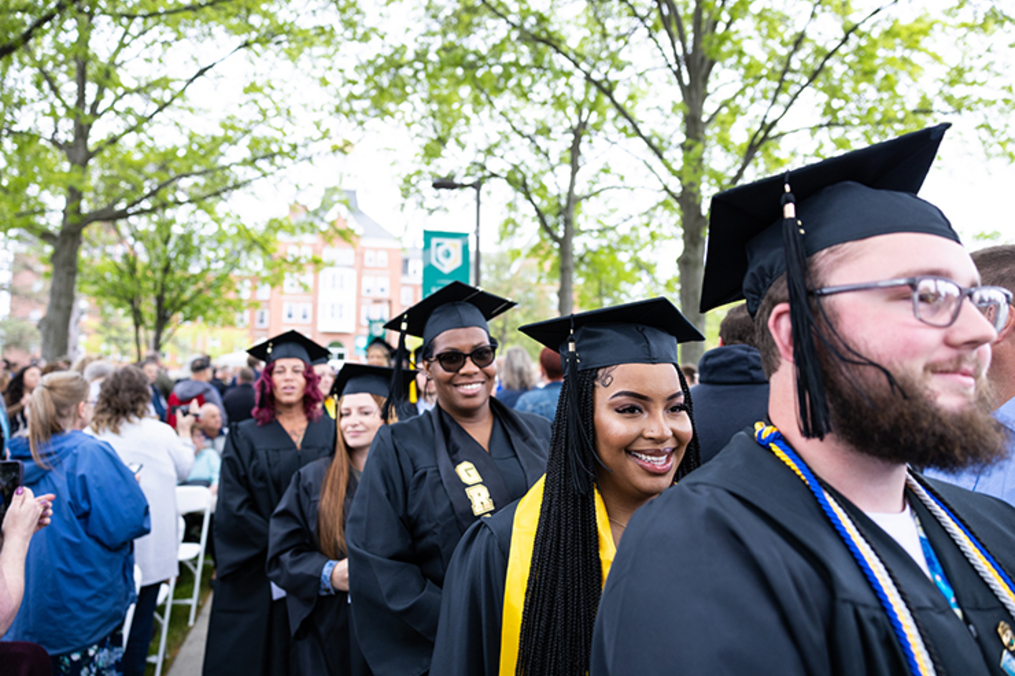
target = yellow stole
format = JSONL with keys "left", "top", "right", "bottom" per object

{"left": 324, "top": 396, "right": 337, "bottom": 420}
{"left": 498, "top": 475, "right": 617, "bottom": 676}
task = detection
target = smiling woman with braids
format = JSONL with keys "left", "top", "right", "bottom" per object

{"left": 430, "top": 298, "right": 704, "bottom": 676}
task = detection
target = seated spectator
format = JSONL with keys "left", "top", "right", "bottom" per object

{"left": 168, "top": 356, "right": 228, "bottom": 429}
{"left": 185, "top": 428, "right": 222, "bottom": 492}
{"left": 3, "top": 371, "right": 150, "bottom": 674}
{"left": 1, "top": 485, "right": 54, "bottom": 676}
{"left": 496, "top": 346, "right": 536, "bottom": 408}
{"left": 222, "top": 367, "right": 256, "bottom": 423}
{"left": 514, "top": 347, "right": 564, "bottom": 421}
{"left": 86, "top": 366, "right": 195, "bottom": 676}
{"left": 196, "top": 403, "right": 226, "bottom": 454}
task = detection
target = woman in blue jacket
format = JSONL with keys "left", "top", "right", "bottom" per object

{"left": 2, "top": 370, "right": 150, "bottom": 676}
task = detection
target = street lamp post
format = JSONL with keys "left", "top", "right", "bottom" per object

{"left": 432, "top": 178, "right": 482, "bottom": 287}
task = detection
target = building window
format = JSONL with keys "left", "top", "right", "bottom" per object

{"left": 283, "top": 302, "right": 297, "bottom": 323}
{"left": 299, "top": 302, "right": 312, "bottom": 324}
{"left": 361, "top": 275, "right": 375, "bottom": 297}
{"left": 323, "top": 247, "right": 355, "bottom": 267}
{"left": 400, "top": 286, "right": 415, "bottom": 307}
{"left": 236, "top": 311, "right": 249, "bottom": 327}
{"left": 256, "top": 283, "right": 272, "bottom": 300}
{"left": 364, "top": 249, "right": 376, "bottom": 267}
{"left": 255, "top": 308, "right": 269, "bottom": 328}
{"left": 238, "top": 280, "right": 252, "bottom": 300}
{"left": 375, "top": 275, "right": 390, "bottom": 298}
{"left": 377, "top": 250, "right": 388, "bottom": 267}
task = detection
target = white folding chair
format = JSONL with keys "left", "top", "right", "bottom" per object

{"left": 121, "top": 564, "right": 144, "bottom": 647}
{"left": 148, "top": 578, "right": 175, "bottom": 676}
{"left": 173, "top": 485, "right": 214, "bottom": 626}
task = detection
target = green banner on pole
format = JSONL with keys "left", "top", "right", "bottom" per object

{"left": 423, "top": 230, "right": 471, "bottom": 297}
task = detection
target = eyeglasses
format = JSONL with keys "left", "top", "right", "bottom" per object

{"left": 811, "top": 276, "right": 1013, "bottom": 332}
{"left": 430, "top": 345, "right": 497, "bottom": 373}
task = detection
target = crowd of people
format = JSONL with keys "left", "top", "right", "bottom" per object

{"left": 2, "top": 124, "right": 1015, "bottom": 676}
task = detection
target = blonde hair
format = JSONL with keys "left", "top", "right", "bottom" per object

{"left": 28, "top": 371, "right": 89, "bottom": 467}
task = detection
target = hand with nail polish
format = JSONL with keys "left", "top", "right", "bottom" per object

{"left": 2, "top": 485, "right": 54, "bottom": 635}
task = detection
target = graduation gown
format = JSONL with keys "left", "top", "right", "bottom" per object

{"left": 266, "top": 456, "right": 365, "bottom": 676}
{"left": 591, "top": 427, "right": 1015, "bottom": 676}
{"left": 203, "top": 415, "right": 336, "bottom": 676}
{"left": 346, "top": 398, "right": 551, "bottom": 676}
{"left": 430, "top": 475, "right": 617, "bottom": 676}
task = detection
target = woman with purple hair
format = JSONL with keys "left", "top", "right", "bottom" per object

{"left": 204, "top": 331, "right": 337, "bottom": 676}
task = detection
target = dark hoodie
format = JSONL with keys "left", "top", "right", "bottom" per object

{"left": 690, "top": 344, "right": 769, "bottom": 464}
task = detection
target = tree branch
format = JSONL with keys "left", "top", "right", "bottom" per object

{"left": 0, "top": 0, "right": 78, "bottom": 61}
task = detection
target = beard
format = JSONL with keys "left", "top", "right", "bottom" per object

{"left": 819, "top": 347, "right": 1011, "bottom": 472}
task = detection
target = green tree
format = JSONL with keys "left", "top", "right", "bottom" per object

{"left": 0, "top": 0, "right": 351, "bottom": 359}
{"left": 79, "top": 191, "right": 354, "bottom": 360}
{"left": 362, "top": 0, "right": 1015, "bottom": 363}
{"left": 347, "top": 0, "right": 668, "bottom": 315}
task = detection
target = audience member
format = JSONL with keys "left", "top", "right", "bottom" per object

{"left": 4, "top": 365, "right": 42, "bottom": 438}
{"left": 168, "top": 355, "right": 228, "bottom": 428}
{"left": 142, "top": 359, "right": 169, "bottom": 421}
{"left": 496, "top": 346, "right": 536, "bottom": 408}
{"left": 211, "top": 366, "right": 230, "bottom": 396}
{"left": 86, "top": 366, "right": 195, "bottom": 676}
{"left": 197, "top": 402, "right": 226, "bottom": 454}
{"left": 3, "top": 371, "right": 150, "bottom": 674}
{"left": 145, "top": 351, "right": 174, "bottom": 400}
{"left": 365, "top": 338, "right": 393, "bottom": 367}
{"left": 925, "top": 244, "right": 1015, "bottom": 502}
{"left": 514, "top": 347, "right": 564, "bottom": 421}
{"left": 1, "top": 484, "right": 54, "bottom": 676}
{"left": 691, "top": 302, "right": 770, "bottom": 463}
{"left": 222, "top": 367, "right": 256, "bottom": 423}
{"left": 679, "top": 363, "right": 699, "bottom": 386}
{"left": 185, "top": 427, "right": 222, "bottom": 492}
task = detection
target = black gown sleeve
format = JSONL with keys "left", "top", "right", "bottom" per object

{"left": 590, "top": 483, "right": 814, "bottom": 676}
{"left": 266, "top": 462, "right": 334, "bottom": 631}
{"left": 215, "top": 423, "right": 269, "bottom": 577}
{"left": 347, "top": 426, "right": 443, "bottom": 676}
{"left": 430, "top": 517, "right": 509, "bottom": 676}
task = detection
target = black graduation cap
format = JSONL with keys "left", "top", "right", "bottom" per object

{"left": 701, "top": 124, "right": 959, "bottom": 439}
{"left": 366, "top": 337, "right": 395, "bottom": 357}
{"left": 380, "top": 281, "right": 515, "bottom": 417}
{"left": 246, "top": 330, "right": 331, "bottom": 365}
{"left": 701, "top": 123, "right": 957, "bottom": 315}
{"left": 520, "top": 298, "right": 704, "bottom": 496}
{"left": 384, "top": 281, "right": 515, "bottom": 349}
{"left": 520, "top": 298, "right": 704, "bottom": 374}
{"left": 330, "top": 364, "right": 395, "bottom": 399}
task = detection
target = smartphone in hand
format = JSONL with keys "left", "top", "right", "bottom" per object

{"left": 0, "top": 459, "right": 25, "bottom": 523}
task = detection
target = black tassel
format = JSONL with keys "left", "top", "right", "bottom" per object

{"left": 781, "top": 177, "right": 831, "bottom": 439}
{"left": 563, "top": 321, "right": 596, "bottom": 495}
{"left": 383, "top": 320, "right": 409, "bottom": 421}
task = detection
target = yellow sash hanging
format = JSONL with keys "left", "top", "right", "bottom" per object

{"left": 324, "top": 396, "right": 337, "bottom": 420}
{"left": 498, "top": 475, "right": 616, "bottom": 676}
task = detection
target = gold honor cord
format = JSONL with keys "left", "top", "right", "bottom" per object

{"left": 498, "top": 476, "right": 616, "bottom": 676}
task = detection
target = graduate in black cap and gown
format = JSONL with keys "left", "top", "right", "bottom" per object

{"left": 430, "top": 298, "right": 704, "bottom": 676}
{"left": 266, "top": 364, "right": 398, "bottom": 675}
{"left": 203, "top": 331, "right": 337, "bottom": 676}
{"left": 346, "top": 282, "right": 552, "bottom": 676}
{"left": 591, "top": 126, "right": 1015, "bottom": 676}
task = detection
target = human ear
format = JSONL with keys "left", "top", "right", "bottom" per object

{"left": 768, "top": 302, "right": 796, "bottom": 365}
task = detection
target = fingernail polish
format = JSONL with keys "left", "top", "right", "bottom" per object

{"left": 16, "top": 486, "right": 24, "bottom": 495}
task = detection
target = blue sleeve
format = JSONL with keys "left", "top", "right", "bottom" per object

{"left": 70, "top": 439, "right": 151, "bottom": 548}
{"left": 320, "top": 560, "right": 338, "bottom": 595}
{"left": 209, "top": 449, "right": 222, "bottom": 485}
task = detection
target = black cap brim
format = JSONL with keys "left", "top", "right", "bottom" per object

{"left": 331, "top": 363, "right": 398, "bottom": 399}
{"left": 384, "top": 281, "right": 515, "bottom": 341}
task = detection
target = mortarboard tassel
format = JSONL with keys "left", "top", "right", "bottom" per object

{"left": 562, "top": 319, "right": 596, "bottom": 495}
{"left": 781, "top": 177, "right": 831, "bottom": 439}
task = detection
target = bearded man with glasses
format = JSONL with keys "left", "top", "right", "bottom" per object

{"left": 592, "top": 125, "right": 1015, "bottom": 676}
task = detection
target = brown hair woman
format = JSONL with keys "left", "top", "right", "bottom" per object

{"left": 266, "top": 364, "right": 397, "bottom": 674}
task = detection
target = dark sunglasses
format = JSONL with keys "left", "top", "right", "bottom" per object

{"left": 430, "top": 345, "right": 497, "bottom": 373}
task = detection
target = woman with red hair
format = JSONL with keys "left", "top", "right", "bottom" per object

{"left": 204, "top": 331, "right": 336, "bottom": 676}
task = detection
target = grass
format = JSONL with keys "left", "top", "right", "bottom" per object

{"left": 144, "top": 560, "right": 215, "bottom": 676}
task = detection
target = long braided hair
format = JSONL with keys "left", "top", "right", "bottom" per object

{"left": 516, "top": 365, "right": 699, "bottom": 675}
